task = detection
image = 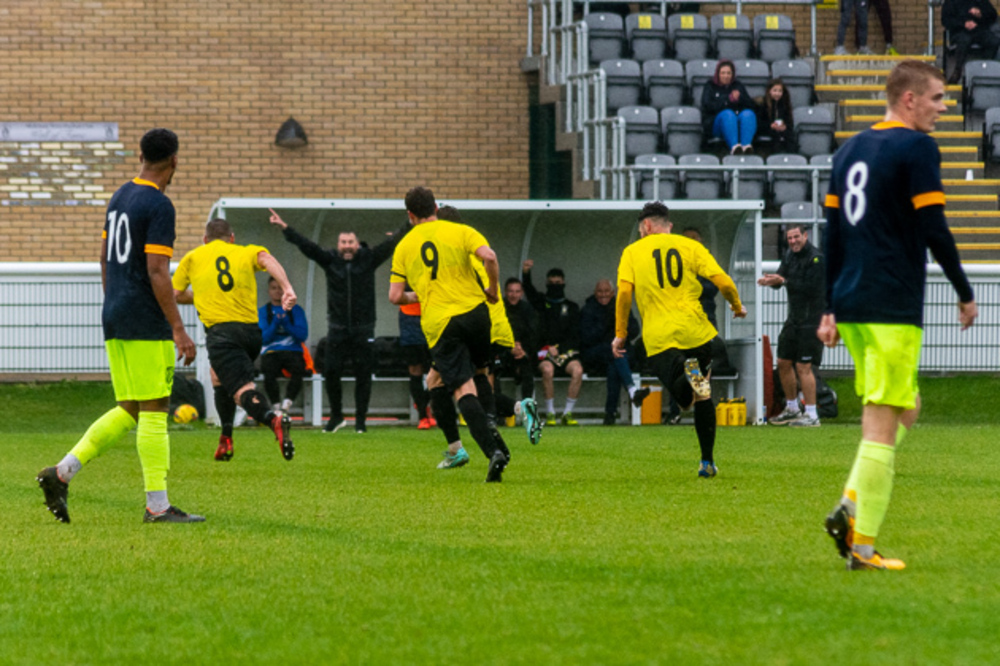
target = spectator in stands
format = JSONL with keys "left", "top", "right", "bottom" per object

{"left": 701, "top": 59, "right": 757, "bottom": 155}
{"left": 756, "top": 79, "right": 796, "bottom": 155}
{"left": 498, "top": 277, "right": 539, "bottom": 402}
{"left": 835, "top": 0, "right": 872, "bottom": 56}
{"left": 942, "top": 0, "right": 1000, "bottom": 84}
{"left": 269, "top": 208, "right": 412, "bottom": 434}
{"left": 758, "top": 223, "right": 826, "bottom": 427}
{"left": 522, "top": 259, "right": 583, "bottom": 425}
{"left": 579, "top": 279, "right": 648, "bottom": 425}
{"left": 865, "top": 0, "right": 898, "bottom": 55}
{"left": 259, "top": 277, "right": 310, "bottom": 414}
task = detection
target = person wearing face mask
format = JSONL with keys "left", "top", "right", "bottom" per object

{"left": 580, "top": 279, "right": 649, "bottom": 426}
{"left": 270, "top": 209, "right": 412, "bottom": 434}
{"left": 521, "top": 260, "right": 583, "bottom": 426}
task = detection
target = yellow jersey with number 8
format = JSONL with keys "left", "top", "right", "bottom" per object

{"left": 172, "top": 240, "right": 267, "bottom": 328}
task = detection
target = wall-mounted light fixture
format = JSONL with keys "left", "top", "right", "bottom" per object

{"left": 275, "top": 117, "right": 307, "bottom": 149}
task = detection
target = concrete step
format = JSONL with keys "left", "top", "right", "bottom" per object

{"left": 819, "top": 55, "right": 937, "bottom": 65}
{"left": 835, "top": 130, "right": 979, "bottom": 146}
{"left": 943, "top": 179, "right": 1000, "bottom": 195}
{"left": 816, "top": 84, "right": 961, "bottom": 102}
{"left": 839, "top": 98, "right": 958, "bottom": 112}
{"left": 945, "top": 210, "right": 1000, "bottom": 222}
{"left": 941, "top": 162, "right": 985, "bottom": 179}
{"left": 843, "top": 114, "right": 965, "bottom": 131}
{"left": 946, "top": 194, "right": 998, "bottom": 211}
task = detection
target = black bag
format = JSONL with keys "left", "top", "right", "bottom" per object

{"left": 169, "top": 373, "right": 206, "bottom": 420}
{"left": 771, "top": 366, "right": 838, "bottom": 419}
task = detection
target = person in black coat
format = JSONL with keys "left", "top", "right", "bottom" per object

{"left": 701, "top": 59, "right": 758, "bottom": 155}
{"left": 497, "top": 277, "right": 539, "bottom": 401}
{"left": 755, "top": 78, "right": 796, "bottom": 155}
{"left": 579, "top": 280, "right": 648, "bottom": 425}
{"left": 269, "top": 209, "right": 411, "bottom": 434}
{"left": 942, "top": 0, "right": 1000, "bottom": 83}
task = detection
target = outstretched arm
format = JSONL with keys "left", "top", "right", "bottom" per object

{"left": 707, "top": 272, "right": 747, "bottom": 318}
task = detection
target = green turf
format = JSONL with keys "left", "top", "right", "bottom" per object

{"left": 2, "top": 380, "right": 1000, "bottom": 664}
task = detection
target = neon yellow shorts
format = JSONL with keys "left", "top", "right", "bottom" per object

{"left": 105, "top": 339, "right": 175, "bottom": 402}
{"left": 837, "top": 322, "right": 922, "bottom": 410}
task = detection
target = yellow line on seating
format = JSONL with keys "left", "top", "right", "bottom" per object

{"left": 946, "top": 211, "right": 1000, "bottom": 217}
{"left": 943, "top": 179, "right": 1000, "bottom": 185}
{"left": 949, "top": 227, "right": 1000, "bottom": 233}
{"left": 819, "top": 54, "right": 936, "bottom": 62}
{"left": 956, "top": 243, "right": 1000, "bottom": 250}
{"left": 846, "top": 115, "right": 964, "bottom": 122}
{"left": 946, "top": 194, "right": 997, "bottom": 201}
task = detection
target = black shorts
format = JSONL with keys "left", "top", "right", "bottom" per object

{"left": 647, "top": 342, "right": 713, "bottom": 406}
{"left": 777, "top": 322, "right": 824, "bottom": 367}
{"left": 205, "top": 322, "right": 263, "bottom": 398}
{"left": 430, "top": 303, "right": 492, "bottom": 391}
{"left": 400, "top": 343, "right": 430, "bottom": 368}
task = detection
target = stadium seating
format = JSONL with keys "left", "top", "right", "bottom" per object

{"left": 601, "top": 59, "right": 643, "bottom": 113}
{"left": 771, "top": 59, "right": 815, "bottom": 109}
{"left": 618, "top": 105, "right": 662, "bottom": 159}
{"left": 711, "top": 14, "right": 753, "bottom": 61}
{"left": 643, "top": 59, "right": 686, "bottom": 109}
{"left": 586, "top": 13, "right": 626, "bottom": 65}
{"left": 780, "top": 201, "right": 817, "bottom": 222}
{"left": 723, "top": 154, "right": 766, "bottom": 200}
{"left": 626, "top": 13, "right": 669, "bottom": 62}
{"left": 753, "top": 14, "right": 796, "bottom": 63}
{"left": 810, "top": 154, "right": 833, "bottom": 200}
{"left": 732, "top": 59, "right": 770, "bottom": 99}
{"left": 634, "top": 154, "right": 679, "bottom": 200}
{"left": 793, "top": 106, "right": 835, "bottom": 157}
{"left": 660, "top": 106, "right": 703, "bottom": 157}
{"left": 964, "top": 60, "right": 1000, "bottom": 113}
{"left": 668, "top": 14, "right": 711, "bottom": 63}
{"left": 768, "top": 153, "right": 810, "bottom": 207}
{"left": 679, "top": 153, "right": 723, "bottom": 199}
{"left": 685, "top": 58, "right": 717, "bottom": 106}
{"left": 984, "top": 107, "right": 1000, "bottom": 163}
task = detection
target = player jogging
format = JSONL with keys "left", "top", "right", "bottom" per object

{"left": 389, "top": 187, "right": 512, "bottom": 482}
{"left": 820, "top": 60, "right": 977, "bottom": 571}
{"left": 36, "top": 128, "right": 203, "bottom": 524}
{"left": 172, "top": 218, "right": 297, "bottom": 462}
{"left": 612, "top": 201, "right": 747, "bottom": 478}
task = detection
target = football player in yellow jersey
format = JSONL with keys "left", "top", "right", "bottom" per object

{"left": 172, "top": 218, "right": 298, "bottom": 463}
{"left": 612, "top": 202, "right": 747, "bottom": 478}
{"left": 389, "top": 187, "right": 512, "bottom": 482}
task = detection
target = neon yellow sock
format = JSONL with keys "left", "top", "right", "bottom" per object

{"left": 68, "top": 406, "right": 136, "bottom": 465}
{"left": 136, "top": 411, "right": 170, "bottom": 492}
{"left": 896, "top": 423, "right": 908, "bottom": 446}
{"left": 853, "top": 440, "right": 896, "bottom": 540}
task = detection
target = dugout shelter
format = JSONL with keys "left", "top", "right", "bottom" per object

{"left": 205, "top": 198, "right": 768, "bottom": 424}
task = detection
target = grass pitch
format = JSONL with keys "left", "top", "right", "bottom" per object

{"left": 2, "top": 378, "right": 1000, "bottom": 664}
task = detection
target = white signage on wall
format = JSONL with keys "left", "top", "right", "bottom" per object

{"left": 0, "top": 122, "right": 119, "bottom": 142}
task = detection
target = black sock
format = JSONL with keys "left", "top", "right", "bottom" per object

{"left": 239, "top": 389, "right": 273, "bottom": 425}
{"left": 458, "top": 394, "right": 499, "bottom": 460}
{"left": 431, "top": 387, "right": 460, "bottom": 444}
{"left": 672, "top": 376, "right": 694, "bottom": 409}
{"left": 473, "top": 374, "right": 497, "bottom": 418}
{"left": 494, "top": 391, "right": 516, "bottom": 419}
{"left": 694, "top": 399, "right": 716, "bottom": 463}
{"left": 214, "top": 386, "right": 235, "bottom": 438}
{"left": 409, "top": 374, "right": 429, "bottom": 416}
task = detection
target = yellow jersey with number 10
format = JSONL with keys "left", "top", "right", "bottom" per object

{"left": 390, "top": 220, "right": 490, "bottom": 348}
{"left": 172, "top": 240, "right": 267, "bottom": 328}
{"left": 617, "top": 233, "right": 724, "bottom": 355}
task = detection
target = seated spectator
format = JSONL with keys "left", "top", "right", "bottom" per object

{"left": 701, "top": 59, "right": 757, "bottom": 155}
{"left": 942, "top": 0, "right": 1000, "bottom": 83}
{"left": 522, "top": 259, "right": 584, "bottom": 426}
{"left": 258, "top": 277, "right": 310, "bottom": 412}
{"left": 755, "top": 79, "right": 796, "bottom": 155}
{"left": 579, "top": 279, "right": 649, "bottom": 425}
{"left": 497, "top": 277, "right": 539, "bottom": 402}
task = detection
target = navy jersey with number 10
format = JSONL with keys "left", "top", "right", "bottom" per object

{"left": 102, "top": 178, "right": 176, "bottom": 341}
{"left": 824, "top": 121, "right": 955, "bottom": 327}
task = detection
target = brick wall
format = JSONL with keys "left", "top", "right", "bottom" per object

{"left": 0, "top": 1, "right": 530, "bottom": 261}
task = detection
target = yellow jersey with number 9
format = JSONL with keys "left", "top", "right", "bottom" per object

{"left": 617, "top": 233, "right": 724, "bottom": 354}
{"left": 172, "top": 240, "right": 267, "bottom": 328}
{"left": 390, "top": 220, "right": 490, "bottom": 348}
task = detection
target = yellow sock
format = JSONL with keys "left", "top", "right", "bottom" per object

{"left": 69, "top": 406, "right": 136, "bottom": 465}
{"left": 852, "top": 440, "right": 895, "bottom": 539}
{"left": 136, "top": 411, "right": 170, "bottom": 492}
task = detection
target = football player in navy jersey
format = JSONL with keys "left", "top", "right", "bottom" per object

{"left": 819, "top": 61, "right": 977, "bottom": 570}
{"left": 37, "top": 128, "right": 204, "bottom": 524}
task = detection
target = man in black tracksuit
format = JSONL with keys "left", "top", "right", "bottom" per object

{"left": 269, "top": 210, "right": 411, "bottom": 433}
{"left": 758, "top": 224, "right": 826, "bottom": 427}
{"left": 942, "top": 0, "right": 999, "bottom": 83}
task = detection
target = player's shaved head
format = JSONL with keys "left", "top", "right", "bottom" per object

{"left": 886, "top": 61, "right": 945, "bottom": 108}
{"left": 140, "top": 128, "right": 179, "bottom": 167}
{"left": 205, "top": 218, "right": 233, "bottom": 242}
